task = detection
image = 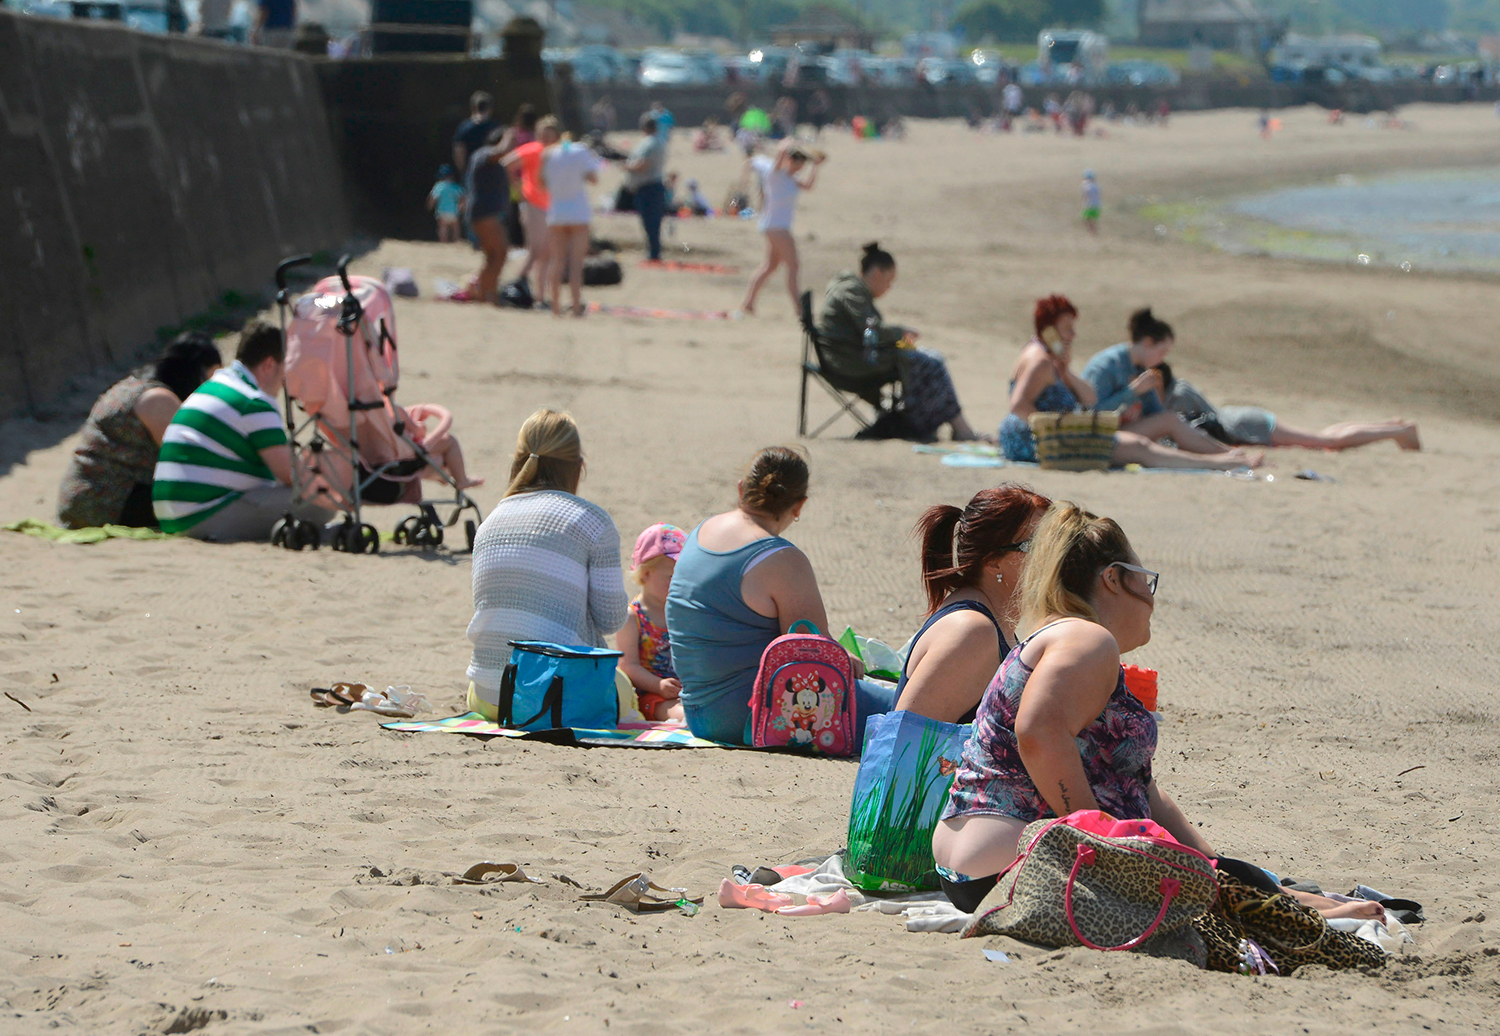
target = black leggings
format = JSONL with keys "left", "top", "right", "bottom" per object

{"left": 940, "top": 872, "right": 1000, "bottom": 914}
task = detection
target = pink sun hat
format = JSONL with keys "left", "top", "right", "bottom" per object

{"left": 631, "top": 523, "right": 686, "bottom": 569}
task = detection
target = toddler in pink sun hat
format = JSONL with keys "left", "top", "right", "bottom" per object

{"left": 614, "top": 523, "right": 687, "bottom": 721}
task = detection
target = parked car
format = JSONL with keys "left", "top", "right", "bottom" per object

{"left": 639, "top": 49, "right": 704, "bottom": 87}
{"left": 683, "top": 48, "right": 727, "bottom": 84}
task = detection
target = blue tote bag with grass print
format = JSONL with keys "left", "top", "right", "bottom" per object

{"left": 845, "top": 710, "right": 972, "bottom": 892}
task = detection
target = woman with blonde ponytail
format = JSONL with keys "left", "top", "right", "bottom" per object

{"left": 930, "top": 501, "right": 1213, "bottom": 913}
{"left": 465, "top": 408, "right": 628, "bottom": 719}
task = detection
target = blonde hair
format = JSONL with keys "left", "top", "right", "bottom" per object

{"left": 537, "top": 114, "right": 561, "bottom": 139}
{"left": 505, "top": 408, "right": 584, "bottom": 498}
{"left": 1016, "top": 501, "right": 1135, "bottom": 633}
{"left": 632, "top": 554, "right": 670, "bottom": 587}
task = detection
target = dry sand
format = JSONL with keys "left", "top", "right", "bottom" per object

{"left": 3, "top": 104, "right": 1500, "bottom": 1035}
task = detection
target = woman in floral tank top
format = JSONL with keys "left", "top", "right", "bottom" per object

{"left": 931, "top": 502, "right": 1215, "bottom": 914}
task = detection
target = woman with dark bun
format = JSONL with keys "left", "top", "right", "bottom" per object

{"left": 665, "top": 447, "right": 896, "bottom": 744}
{"left": 57, "top": 332, "right": 223, "bottom": 529}
{"left": 894, "top": 484, "right": 1051, "bottom": 724}
{"left": 1081, "top": 307, "right": 1265, "bottom": 461}
{"left": 815, "top": 242, "right": 984, "bottom": 441}
{"left": 1000, "top": 296, "right": 1260, "bottom": 471}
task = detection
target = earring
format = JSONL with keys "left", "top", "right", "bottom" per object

{"left": 995, "top": 573, "right": 1003, "bottom": 584}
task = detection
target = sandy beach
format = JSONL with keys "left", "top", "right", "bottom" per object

{"left": 3, "top": 103, "right": 1500, "bottom": 1034}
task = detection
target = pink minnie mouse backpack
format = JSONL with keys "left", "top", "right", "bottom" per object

{"left": 751, "top": 620, "right": 857, "bottom": 756}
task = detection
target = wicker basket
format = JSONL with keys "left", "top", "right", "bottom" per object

{"left": 1027, "top": 410, "right": 1120, "bottom": 471}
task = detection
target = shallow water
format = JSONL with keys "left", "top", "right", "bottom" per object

{"left": 1147, "top": 168, "right": 1500, "bottom": 273}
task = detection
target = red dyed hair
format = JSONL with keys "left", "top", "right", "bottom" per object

{"left": 1033, "top": 295, "right": 1078, "bottom": 337}
{"left": 915, "top": 483, "right": 1052, "bottom": 613}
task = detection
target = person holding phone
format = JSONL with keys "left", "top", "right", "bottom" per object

{"left": 1000, "top": 296, "right": 1261, "bottom": 471}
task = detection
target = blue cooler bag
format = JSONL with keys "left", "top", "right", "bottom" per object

{"left": 497, "top": 641, "right": 623, "bottom": 731}
{"left": 845, "top": 710, "right": 973, "bottom": 892}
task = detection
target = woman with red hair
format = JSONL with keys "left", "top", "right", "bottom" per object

{"left": 1000, "top": 296, "right": 1260, "bottom": 471}
{"left": 894, "top": 483, "right": 1051, "bottom": 724}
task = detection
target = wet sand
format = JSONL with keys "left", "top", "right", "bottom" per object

{"left": 2, "top": 104, "right": 1499, "bottom": 1034}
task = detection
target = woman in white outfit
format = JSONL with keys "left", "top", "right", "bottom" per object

{"left": 541, "top": 136, "right": 604, "bottom": 317}
{"left": 740, "top": 140, "right": 824, "bottom": 317}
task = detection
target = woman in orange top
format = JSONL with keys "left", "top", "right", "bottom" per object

{"left": 502, "top": 115, "right": 561, "bottom": 306}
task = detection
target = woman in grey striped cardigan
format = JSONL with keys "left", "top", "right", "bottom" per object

{"left": 465, "top": 408, "right": 629, "bottom": 719}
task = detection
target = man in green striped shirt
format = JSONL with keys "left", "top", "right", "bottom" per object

{"left": 152, "top": 321, "right": 333, "bottom": 542}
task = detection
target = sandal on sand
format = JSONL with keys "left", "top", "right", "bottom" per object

{"left": 581, "top": 874, "right": 703, "bottom": 913}
{"left": 453, "top": 862, "right": 545, "bottom": 885}
{"left": 718, "top": 878, "right": 793, "bottom": 912}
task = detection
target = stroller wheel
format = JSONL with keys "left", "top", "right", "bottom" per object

{"left": 423, "top": 520, "right": 444, "bottom": 547}
{"left": 270, "top": 518, "right": 290, "bottom": 549}
{"left": 464, "top": 519, "right": 477, "bottom": 552}
{"left": 331, "top": 521, "right": 354, "bottom": 552}
{"left": 358, "top": 523, "right": 380, "bottom": 554}
{"left": 393, "top": 516, "right": 418, "bottom": 545}
{"left": 295, "top": 520, "right": 322, "bottom": 551}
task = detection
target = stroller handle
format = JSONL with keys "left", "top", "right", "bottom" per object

{"left": 337, "top": 254, "right": 354, "bottom": 293}
{"left": 276, "top": 254, "right": 314, "bottom": 292}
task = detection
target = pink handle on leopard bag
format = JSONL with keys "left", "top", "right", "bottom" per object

{"left": 1063, "top": 844, "right": 1182, "bottom": 951}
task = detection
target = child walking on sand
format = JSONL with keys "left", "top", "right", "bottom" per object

{"left": 615, "top": 523, "right": 687, "bottom": 722}
{"left": 1081, "top": 170, "right": 1100, "bottom": 236}
{"left": 427, "top": 165, "right": 464, "bottom": 243}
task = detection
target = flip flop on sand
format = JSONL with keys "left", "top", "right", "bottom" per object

{"left": 453, "top": 862, "right": 546, "bottom": 885}
{"left": 581, "top": 874, "right": 703, "bottom": 913}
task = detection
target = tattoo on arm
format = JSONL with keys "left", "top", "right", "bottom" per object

{"left": 1058, "top": 781, "right": 1074, "bottom": 813}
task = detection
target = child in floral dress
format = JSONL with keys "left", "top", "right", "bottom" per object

{"left": 615, "top": 523, "right": 687, "bottom": 721}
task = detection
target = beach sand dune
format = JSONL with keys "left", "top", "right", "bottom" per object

{"left": 3, "top": 104, "right": 1499, "bottom": 1034}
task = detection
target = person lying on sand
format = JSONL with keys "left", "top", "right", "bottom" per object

{"left": 1157, "top": 363, "right": 1421, "bottom": 452}
{"left": 1081, "top": 307, "right": 1273, "bottom": 462}
{"left": 999, "top": 296, "right": 1263, "bottom": 471}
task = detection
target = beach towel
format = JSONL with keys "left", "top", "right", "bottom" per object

{"left": 381, "top": 711, "right": 725, "bottom": 748}
{"left": 638, "top": 259, "right": 740, "bottom": 275}
{"left": 586, "top": 302, "right": 731, "bottom": 320}
{"left": 5, "top": 518, "right": 172, "bottom": 543}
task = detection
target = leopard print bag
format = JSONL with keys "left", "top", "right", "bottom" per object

{"left": 961, "top": 813, "right": 1218, "bottom": 964}
{"left": 1194, "top": 870, "right": 1388, "bottom": 974}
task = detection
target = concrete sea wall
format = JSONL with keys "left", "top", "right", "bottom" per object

{"left": 0, "top": 12, "right": 348, "bottom": 419}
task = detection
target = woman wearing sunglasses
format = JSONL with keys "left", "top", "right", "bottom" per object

{"left": 894, "top": 484, "right": 1050, "bottom": 724}
{"left": 932, "top": 501, "right": 1213, "bottom": 913}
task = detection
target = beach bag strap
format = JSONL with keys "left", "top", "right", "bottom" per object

{"left": 1064, "top": 844, "right": 1181, "bottom": 951}
{"left": 496, "top": 664, "right": 564, "bottom": 730}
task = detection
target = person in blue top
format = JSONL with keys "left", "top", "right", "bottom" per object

{"left": 665, "top": 446, "right": 895, "bottom": 745}
{"left": 1081, "top": 307, "right": 1264, "bottom": 463}
{"left": 427, "top": 164, "right": 464, "bottom": 243}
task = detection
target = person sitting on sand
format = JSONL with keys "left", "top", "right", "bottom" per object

{"left": 894, "top": 484, "right": 1051, "bottom": 725}
{"left": 151, "top": 322, "right": 336, "bottom": 541}
{"left": 1082, "top": 307, "right": 1273, "bottom": 463}
{"left": 665, "top": 447, "right": 895, "bottom": 745}
{"left": 615, "top": 523, "right": 687, "bottom": 722}
{"left": 817, "top": 242, "right": 985, "bottom": 442}
{"left": 465, "top": 408, "right": 629, "bottom": 721}
{"left": 1000, "top": 296, "right": 1262, "bottom": 472}
{"left": 932, "top": 501, "right": 1215, "bottom": 912}
{"left": 58, "top": 332, "right": 222, "bottom": 530}
{"left": 932, "top": 501, "right": 1388, "bottom": 921}
{"left": 1158, "top": 363, "right": 1421, "bottom": 452}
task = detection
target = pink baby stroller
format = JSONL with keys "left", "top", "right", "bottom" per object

{"left": 270, "top": 255, "right": 483, "bottom": 554}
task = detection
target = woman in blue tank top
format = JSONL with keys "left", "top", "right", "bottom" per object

{"left": 665, "top": 447, "right": 896, "bottom": 745}
{"left": 894, "top": 484, "right": 1051, "bottom": 725}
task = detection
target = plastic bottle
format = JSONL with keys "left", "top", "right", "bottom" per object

{"left": 862, "top": 316, "right": 879, "bottom": 365}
